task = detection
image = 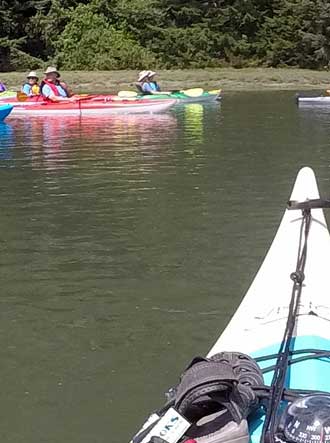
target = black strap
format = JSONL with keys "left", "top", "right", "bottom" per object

{"left": 261, "top": 208, "right": 312, "bottom": 443}
{"left": 174, "top": 361, "right": 238, "bottom": 415}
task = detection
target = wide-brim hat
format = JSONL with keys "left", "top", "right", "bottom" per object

{"left": 138, "top": 70, "right": 149, "bottom": 82}
{"left": 27, "top": 71, "right": 38, "bottom": 79}
{"left": 148, "top": 70, "right": 157, "bottom": 77}
{"left": 44, "top": 66, "right": 60, "bottom": 77}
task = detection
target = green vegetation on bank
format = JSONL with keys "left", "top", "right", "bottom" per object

{"left": 1, "top": 68, "right": 330, "bottom": 93}
{"left": 2, "top": 0, "right": 330, "bottom": 71}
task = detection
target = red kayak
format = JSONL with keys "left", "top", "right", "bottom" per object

{"left": 0, "top": 95, "right": 176, "bottom": 116}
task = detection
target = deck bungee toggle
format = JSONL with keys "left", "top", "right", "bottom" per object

{"left": 131, "top": 168, "right": 330, "bottom": 443}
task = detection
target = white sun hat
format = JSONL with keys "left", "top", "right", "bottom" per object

{"left": 148, "top": 71, "right": 157, "bottom": 77}
{"left": 44, "top": 66, "right": 60, "bottom": 76}
{"left": 27, "top": 71, "right": 38, "bottom": 79}
{"left": 138, "top": 70, "right": 149, "bottom": 82}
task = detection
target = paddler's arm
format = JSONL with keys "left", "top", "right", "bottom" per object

{"left": 46, "top": 94, "right": 76, "bottom": 103}
{"left": 41, "top": 83, "right": 76, "bottom": 102}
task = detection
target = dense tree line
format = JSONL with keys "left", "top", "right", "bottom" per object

{"left": 1, "top": 0, "right": 330, "bottom": 71}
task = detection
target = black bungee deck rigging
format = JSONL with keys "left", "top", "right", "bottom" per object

{"left": 260, "top": 198, "right": 330, "bottom": 443}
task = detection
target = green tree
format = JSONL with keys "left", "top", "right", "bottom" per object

{"left": 55, "top": 4, "right": 157, "bottom": 69}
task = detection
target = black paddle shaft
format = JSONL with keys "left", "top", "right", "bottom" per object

{"left": 287, "top": 198, "right": 330, "bottom": 210}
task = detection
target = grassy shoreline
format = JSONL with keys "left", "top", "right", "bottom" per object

{"left": 1, "top": 68, "right": 329, "bottom": 93}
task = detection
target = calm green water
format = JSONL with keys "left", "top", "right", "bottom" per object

{"left": 1, "top": 91, "right": 330, "bottom": 442}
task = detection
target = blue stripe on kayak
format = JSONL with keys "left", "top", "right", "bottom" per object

{"left": 249, "top": 335, "right": 330, "bottom": 443}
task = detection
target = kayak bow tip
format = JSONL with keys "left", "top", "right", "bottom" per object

{"left": 290, "top": 167, "right": 320, "bottom": 203}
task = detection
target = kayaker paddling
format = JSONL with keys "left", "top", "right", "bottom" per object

{"left": 136, "top": 70, "right": 161, "bottom": 94}
{"left": 130, "top": 167, "right": 330, "bottom": 443}
{"left": 40, "top": 66, "right": 76, "bottom": 102}
{"left": 21, "top": 71, "right": 40, "bottom": 97}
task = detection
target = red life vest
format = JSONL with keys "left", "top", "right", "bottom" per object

{"left": 41, "top": 79, "right": 61, "bottom": 97}
{"left": 40, "top": 79, "right": 70, "bottom": 101}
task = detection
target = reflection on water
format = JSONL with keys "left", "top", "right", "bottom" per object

{"left": 4, "top": 114, "right": 178, "bottom": 170}
{"left": 183, "top": 104, "right": 204, "bottom": 146}
{"left": 0, "top": 122, "right": 14, "bottom": 162}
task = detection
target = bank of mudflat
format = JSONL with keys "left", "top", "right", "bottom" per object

{"left": 1, "top": 68, "right": 330, "bottom": 94}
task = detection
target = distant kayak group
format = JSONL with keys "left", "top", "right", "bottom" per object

{"left": 3, "top": 66, "right": 330, "bottom": 121}
{"left": 0, "top": 67, "right": 221, "bottom": 119}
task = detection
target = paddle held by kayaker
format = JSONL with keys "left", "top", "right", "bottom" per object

{"left": 40, "top": 67, "right": 77, "bottom": 102}
{"left": 21, "top": 71, "right": 40, "bottom": 96}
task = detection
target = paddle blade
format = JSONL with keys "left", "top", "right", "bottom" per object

{"left": 180, "top": 88, "right": 204, "bottom": 97}
{"left": 16, "top": 91, "right": 29, "bottom": 102}
{"left": 208, "top": 89, "right": 222, "bottom": 95}
{"left": 117, "top": 90, "right": 138, "bottom": 98}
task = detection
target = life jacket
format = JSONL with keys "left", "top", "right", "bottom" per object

{"left": 40, "top": 79, "right": 69, "bottom": 99}
{"left": 32, "top": 84, "right": 40, "bottom": 95}
{"left": 140, "top": 82, "right": 153, "bottom": 95}
{"left": 150, "top": 81, "right": 160, "bottom": 92}
{"left": 22, "top": 83, "right": 40, "bottom": 96}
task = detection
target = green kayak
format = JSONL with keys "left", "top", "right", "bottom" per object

{"left": 117, "top": 88, "right": 222, "bottom": 103}
{"left": 0, "top": 90, "right": 16, "bottom": 99}
{"left": 141, "top": 88, "right": 221, "bottom": 103}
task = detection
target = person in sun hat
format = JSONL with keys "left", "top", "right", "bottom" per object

{"left": 21, "top": 71, "right": 40, "bottom": 96}
{"left": 135, "top": 70, "right": 150, "bottom": 93}
{"left": 40, "top": 66, "right": 75, "bottom": 102}
{"left": 136, "top": 70, "right": 161, "bottom": 94}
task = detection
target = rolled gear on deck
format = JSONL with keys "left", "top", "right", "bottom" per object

{"left": 131, "top": 352, "right": 263, "bottom": 443}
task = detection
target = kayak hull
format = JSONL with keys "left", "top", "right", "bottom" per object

{"left": 140, "top": 91, "right": 221, "bottom": 104}
{"left": 208, "top": 167, "right": 330, "bottom": 356}
{"left": 3, "top": 98, "right": 176, "bottom": 116}
{"left": 297, "top": 95, "right": 330, "bottom": 105}
{"left": 208, "top": 167, "right": 330, "bottom": 442}
{"left": 0, "top": 104, "right": 13, "bottom": 121}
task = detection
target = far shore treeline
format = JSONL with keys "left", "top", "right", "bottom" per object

{"left": 1, "top": 0, "right": 330, "bottom": 72}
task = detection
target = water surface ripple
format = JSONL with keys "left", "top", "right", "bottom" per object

{"left": 1, "top": 93, "right": 330, "bottom": 442}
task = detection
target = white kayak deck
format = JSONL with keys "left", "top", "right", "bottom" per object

{"left": 209, "top": 167, "right": 330, "bottom": 358}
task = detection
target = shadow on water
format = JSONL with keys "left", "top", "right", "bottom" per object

{"left": 2, "top": 95, "right": 330, "bottom": 442}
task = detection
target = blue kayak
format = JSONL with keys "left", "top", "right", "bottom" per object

{"left": 0, "top": 104, "right": 13, "bottom": 121}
